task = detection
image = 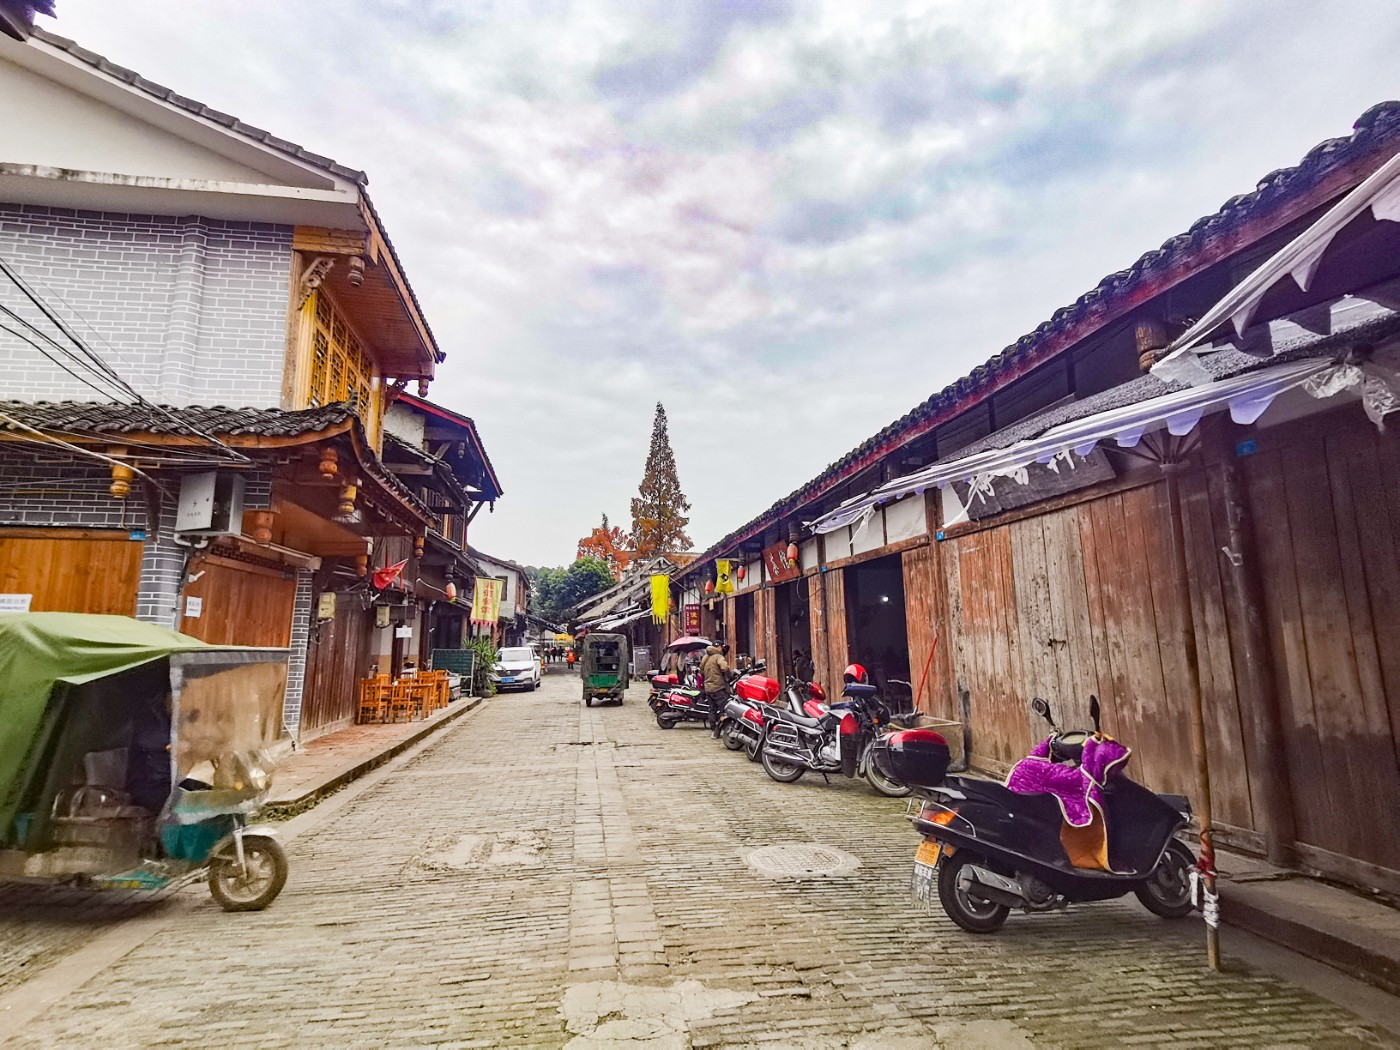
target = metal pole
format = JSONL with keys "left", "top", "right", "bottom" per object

{"left": 1162, "top": 462, "right": 1220, "bottom": 970}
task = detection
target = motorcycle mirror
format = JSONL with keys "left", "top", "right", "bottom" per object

{"left": 1089, "top": 694, "right": 1102, "bottom": 733}
{"left": 1030, "top": 697, "right": 1055, "bottom": 726}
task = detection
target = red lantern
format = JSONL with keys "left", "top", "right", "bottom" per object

{"left": 786, "top": 542, "right": 800, "bottom": 564}
{"left": 445, "top": 581, "right": 458, "bottom": 603}
{"left": 705, "top": 579, "right": 715, "bottom": 594}
{"left": 736, "top": 565, "right": 746, "bottom": 582}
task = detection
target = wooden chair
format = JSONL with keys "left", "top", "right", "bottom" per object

{"left": 388, "top": 683, "right": 417, "bottom": 723}
{"left": 357, "top": 678, "right": 387, "bottom": 724}
{"left": 410, "top": 677, "right": 436, "bottom": 719}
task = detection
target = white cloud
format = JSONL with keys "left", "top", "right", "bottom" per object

{"left": 40, "top": 0, "right": 1400, "bottom": 563}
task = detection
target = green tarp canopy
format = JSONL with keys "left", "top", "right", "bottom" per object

{"left": 0, "top": 613, "right": 214, "bottom": 840}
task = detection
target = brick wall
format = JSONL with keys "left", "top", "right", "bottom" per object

{"left": 0, "top": 205, "right": 292, "bottom": 408}
{"left": 0, "top": 450, "right": 146, "bottom": 530}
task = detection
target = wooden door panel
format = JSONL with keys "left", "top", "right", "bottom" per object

{"left": 0, "top": 532, "right": 141, "bottom": 615}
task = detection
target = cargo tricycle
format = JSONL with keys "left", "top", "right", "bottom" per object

{"left": 0, "top": 613, "right": 293, "bottom": 911}
{"left": 581, "top": 632, "right": 629, "bottom": 707}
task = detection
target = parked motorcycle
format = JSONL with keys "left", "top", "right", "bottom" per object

{"left": 886, "top": 695, "right": 1196, "bottom": 933}
{"left": 718, "top": 674, "right": 821, "bottom": 761}
{"left": 759, "top": 681, "right": 914, "bottom": 797}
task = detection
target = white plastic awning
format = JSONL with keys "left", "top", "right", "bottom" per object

{"left": 1154, "top": 147, "right": 1400, "bottom": 385}
{"left": 807, "top": 357, "right": 1335, "bottom": 536}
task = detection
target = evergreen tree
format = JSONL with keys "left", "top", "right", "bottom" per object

{"left": 630, "top": 402, "right": 692, "bottom": 557}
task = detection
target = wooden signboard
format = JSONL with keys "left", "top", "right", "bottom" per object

{"left": 684, "top": 603, "right": 701, "bottom": 635}
{"left": 762, "top": 541, "right": 801, "bottom": 584}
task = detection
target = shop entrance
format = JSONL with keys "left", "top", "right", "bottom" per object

{"left": 773, "top": 578, "right": 812, "bottom": 681}
{"left": 734, "top": 591, "right": 755, "bottom": 667}
{"left": 843, "top": 554, "right": 910, "bottom": 691}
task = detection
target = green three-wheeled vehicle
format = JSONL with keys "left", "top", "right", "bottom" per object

{"left": 580, "top": 632, "right": 629, "bottom": 707}
{"left": 0, "top": 613, "right": 292, "bottom": 910}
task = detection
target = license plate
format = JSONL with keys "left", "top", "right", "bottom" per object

{"left": 500, "top": 677, "right": 515, "bottom": 684}
{"left": 916, "top": 839, "right": 948, "bottom": 866}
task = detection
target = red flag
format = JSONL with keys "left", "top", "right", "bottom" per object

{"left": 372, "top": 558, "right": 408, "bottom": 590}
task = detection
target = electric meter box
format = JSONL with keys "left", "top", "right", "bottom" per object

{"left": 175, "top": 471, "right": 245, "bottom": 536}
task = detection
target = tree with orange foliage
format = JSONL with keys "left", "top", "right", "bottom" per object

{"left": 577, "top": 513, "right": 632, "bottom": 582}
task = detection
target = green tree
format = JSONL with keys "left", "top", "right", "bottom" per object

{"left": 529, "top": 557, "right": 615, "bottom": 622}
{"left": 630, "top": 402, "right": 692, "bottom": 557}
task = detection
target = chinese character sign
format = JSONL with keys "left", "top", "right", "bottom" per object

{"left": 684, "top": 604, "right": 701, "bottom": 635}
{"left": 471, "top": 577, "right": 503, "bottom": 625}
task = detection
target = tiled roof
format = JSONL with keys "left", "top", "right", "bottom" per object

{"left": 27, "top": 27, "right": 444, "bottom": 368}
{"left": 0, "top": 399, "right": 355, "bottom": 437}
{"left": 397, "top": 393, "right": 503, "bottom": 500}
{"left": 688, "top": 100, "right": 1400, "bottom": 571}
{"left": 31, "top": 27, "right": 366, "bottom": 184}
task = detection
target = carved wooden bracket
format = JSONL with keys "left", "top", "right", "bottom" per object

{"left": 298, "top": 256, "right": 336, "bottom": 309}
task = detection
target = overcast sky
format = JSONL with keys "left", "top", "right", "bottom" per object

{"left": 47, "top": 1, "right": 1400, "bottom": 566}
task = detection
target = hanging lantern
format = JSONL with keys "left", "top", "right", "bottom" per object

{"left": 736, "top": 565, "right": 746, "bottom": 582}
{"left": 445, "top": 581, "right": 458, "bottom": 603}
{"left": 705, "top": 579, "right": 715, "bottom": 594}
{"left": 786, "top": 542, "right": 800, "bottom": 564}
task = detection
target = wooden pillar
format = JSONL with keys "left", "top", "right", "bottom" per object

{"left": 1163, "top": 462, "right": 1220, "bottom": 970}
{"left": 823, "top": 568, "right": 849, "bottom": 680}
{"left": 808, "top": 573, "right": 830, "bottom": 690}
{"left": 1218, "top": 453, "right": 1297, "bottom": 866}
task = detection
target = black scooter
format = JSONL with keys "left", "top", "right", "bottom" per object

{"left": 880, "top": 696, "right": 1195, "bottom": 933}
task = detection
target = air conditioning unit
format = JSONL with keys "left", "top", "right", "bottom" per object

{"left": 175, "top": 471, "right": 245, "bottom": 537}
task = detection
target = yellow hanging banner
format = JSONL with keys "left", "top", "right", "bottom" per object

{"left": 715, "top": 559, "right": 735, "bottom": 595}
{"left": 650, "top": 574, "right": 670, "bottom": 624}
{"left": 471, "top": 577, "right": 503, "bottom": 625}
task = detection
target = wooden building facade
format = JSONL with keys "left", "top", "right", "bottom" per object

{"left": 679, "top": 102, "right": 1400, "bottom": 893}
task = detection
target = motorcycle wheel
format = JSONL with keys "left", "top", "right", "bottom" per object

{"left": 761, "top": 745, "right": 805, "bottom": 784}
{"left": 721, "top": 722, "right": 746, "bottom": 751}
{"left": 745, "top": 736, "right": 762, "bottom": 762}
{"left": 656, "top": 712, "right": 679, "bottom": 729}
{"left": 1135, "top": 840, "right": 1195, "bottom": 919}
{"left": 208, "top": 835, "right": 288, "bottom": 912}
{"left": 937, "top": 852, "right": 1010, "bottom": 934}
{"left": 864, "top": 759, "right": 912, "bottom": 798}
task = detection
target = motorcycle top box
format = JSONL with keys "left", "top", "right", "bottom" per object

{"left": 735, "top": 675, "right": 781, "bottom": 704}
{"left": 871, "top": 729, "right": 950, "bottom": 791}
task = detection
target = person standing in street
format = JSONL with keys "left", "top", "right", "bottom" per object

{"left": 700, "top": 643, "right": 731, "bottom": 736}
{"left": 567, "top": 647, "right": 576, "bottom": 672}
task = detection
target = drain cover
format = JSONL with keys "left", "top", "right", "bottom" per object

{"left": 745, "top": 844, "right": 860, "bottom": 878}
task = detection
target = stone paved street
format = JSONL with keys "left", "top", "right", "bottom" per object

{"left": 1, "top": 674, "right": 1395, "bottom": 1048}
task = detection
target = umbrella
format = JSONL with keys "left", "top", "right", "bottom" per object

{"left": 666, "top": 636, "right": 715, "bottom": 652}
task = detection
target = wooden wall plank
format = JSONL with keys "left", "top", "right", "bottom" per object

{"left": 823, "top": 569, "right": 849, "bottom": 683}
{"left": 808, "top": 573, "right": 830, "bottom": 692}
{"left": 0, "top": 534, "right": 141, "bottom": 616}
{"left": 1281, "top": 438, "right": 1387, "bottom": 864}
{"left": 1187, "top": 468, "right": 1257, "bottom": 831}
{"left": 1008, "top": 517, "right": 1058, "bottom": 734}
{"left": 1041, "top": 508, "right": 1101, "bottom": 721}
{"left": 180, "top": 560, "right": 296, "bottom": 647}
{"left": 1322, "top": 430, "right": 1400, "bottom": 869}
{"left": 1244, "top": 447, "right": 1334, "bottom": 853}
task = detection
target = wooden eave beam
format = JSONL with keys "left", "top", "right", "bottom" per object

{"left": 358, "top": 195, "right": 439, "bottom": 376}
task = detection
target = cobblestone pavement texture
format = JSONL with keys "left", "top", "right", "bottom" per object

{"left": 0, "top": 675, "right": 1395, "bottom": 1048}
